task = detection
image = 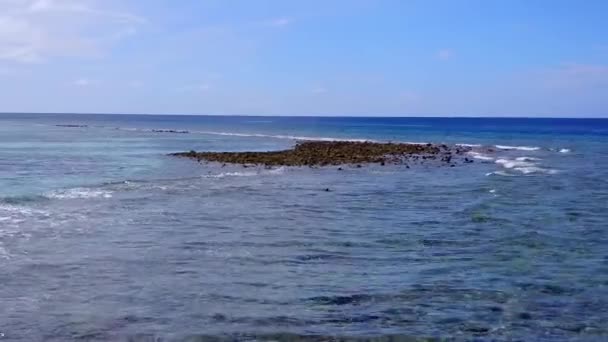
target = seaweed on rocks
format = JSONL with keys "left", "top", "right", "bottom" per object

{"left": 171, "top": 141, "right": 473, "bottom": 167}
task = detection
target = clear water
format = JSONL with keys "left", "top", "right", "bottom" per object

{"left": 1, "top": 114, "right": 607, "bottom": 341}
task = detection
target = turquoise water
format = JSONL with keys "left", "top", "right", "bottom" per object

{"left": 1, "top": 114, "right": 607, "bottom": 341}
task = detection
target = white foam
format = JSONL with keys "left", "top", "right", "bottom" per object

{"left": 402, "top": 141, "right": 429, "bottom": 145}
{"left": 0, "top": 245, "right": 10, "bottom": 259}
{"left": 513, "top": 166, "right": 559, "bottom": 175}
{"left": 495, "top": 145, "right": 541, "bottom": 151}
{"left": 0, "top": 204, "right": 48, "bottom": 216}
{"left": 495, "top": 158, "right": 535, "bottom": 169}
{"left": 202, "top": 171, "right": 258, "bottom": 178}
{"left": 457, "top": 143, "right": 482, "bottom": 147}
{"left": 268, "top": 167, "right": 286, "bottom": 175}
{"left": 202, "top": 166, "right": 288, "bottom": 178}
{"left": 492, "top": 156, "right": 559, "bottom": 176}
{"left": 46, "top": 188, "right": 113, "bottom": 199}
{"left": 486, "top": 171, "right": 515, "bottom": 177}
{"left": 515, "top": 156, "right": 542, "bottom": 162}
{"left": 489, "top": 189, "right": 496, "bottom": 193}
{"left": 559, "top": 148, "right": 571, "bottom": 153}
{"left": 467, "top": 151, "right": 494, "bottom": 161}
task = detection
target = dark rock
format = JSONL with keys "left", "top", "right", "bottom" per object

{"left": 56, "top": 124, "right": 87, "bottom": 128}
{"left": 152, "top": 129, "right": 189, "bottom": 134}
{"left": 518, "top": 312, "right": 532, "bottom": 320}
{"left": 170, "top": 141, "right": 472, "bottom": 167}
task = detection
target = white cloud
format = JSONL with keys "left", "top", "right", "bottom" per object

{"left": 72, "top": 78, "right": 96, "bottom": 87}
{"left": 0, "top": 0, "right": 144, "bottom": 63}
{"left": 436, "top": 48, "right": 454, "bottom": 61}
{"left": 264, "top": 17, "right": 292, "bottom": 27}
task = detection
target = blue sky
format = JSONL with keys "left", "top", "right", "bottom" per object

{"left": 1, "top": 0, "right": 607, "bottom": 117}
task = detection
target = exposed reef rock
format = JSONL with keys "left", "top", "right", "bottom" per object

{"left": 56, "top": 124, "right": 88, "bottom": 128}
{"left": 152, "top": 129, "right": 189, "bottom": 134}
{"left": 170, "top": 141, "right": 473, "bottom": 167}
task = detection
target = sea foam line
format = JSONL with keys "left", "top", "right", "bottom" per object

{"left": 192, "top": 130, "right": 374, "bottom": 142}
{"left": 113, "top": 126, "right": 373, "bottom": 142}
{"left": 495, "top": 145, "right": 541, "bottom": 151}
{"left": 494, "top": 158, "right": 558, "bottom": 175}
{"left": 467, "top": 151, "right": 494, "bottom": 161}
{"left": 202, "top": 167, "right": 286, "bottom": 179}
{"left": 45, "top": 188, "right": 113, "bottom": 200}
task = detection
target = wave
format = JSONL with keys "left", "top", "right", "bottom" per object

{"left": 515, "top": 156, "right": 542, "bottom": 162}
{"left": 111, "top": 126, "right": 570, "bottom": 157}
{"left": 486, "top": 171, "right": 516, "bottom": 177}
{"left": 201, "top": 171, "right": 259, "bottom": 178}
{"left": 192, "top": 130, "right": 373, "bottom": 142}
{"left": 513, "top": 166, "right": 559, "bottom": 175}
{"left": 112, "top": 126, "right": 373, "bottom": 142}
{"left": 268, "top": 166, "right": 286, "bottom": 175}
{"left": 495, "top": 145, "right": 541, "bottom": 151}
{"left": 202, "top": 167, "right": 286, "bottom": 179}
{"left": 0, "top": 203, "right": 49, "bottom": 216}
{"left": 494, "top": 158, "right": 558, "bottom": 175}
{"left": 45, "top": 188, "right": 113, "bottom": 199}
{"left": 495, "top": 158, "right": 535, "bottom": 169}
{"left": 467, "top": 151, "right": 494, "bottom": 161}
{"left": 0, "top": 194, "right": 48, "bottom": 205}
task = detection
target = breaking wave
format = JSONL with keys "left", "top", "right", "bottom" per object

{"left": 202, "top": 167, "right": 286, "bottom": 179}
{"left": 192, "top": 130, "right": 373, "bottom": 142}
{"left": 113, "top": 126, "right": 373, "bottom": 142}
{"left": 495, "top": 145, "right": 541, "bottom": 151}
{"left": 201, "top": 171, "right": 259, "bottom": 178}
{"left": 45, "top": 188, "right": 113, "bottom": 199}
{"left": 494, "top": 158, "right": 558, "bottom": 175}
{"left": 467, "top": 151, "right": 494, "bottom": 161}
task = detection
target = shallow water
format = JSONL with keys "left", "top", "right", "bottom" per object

{"left": 1, "top": 114, "right": 607, "bottom": 341}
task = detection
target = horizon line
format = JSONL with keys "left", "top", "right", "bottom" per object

{"left": 0, "top": 112, "right": 607, "bottom": 119}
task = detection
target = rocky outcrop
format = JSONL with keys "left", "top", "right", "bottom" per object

{"left": 56, "top": 124, "right": 88, "bottom": 128}
{"left": 170, "top": 141, "right": 472, "bottom": 167}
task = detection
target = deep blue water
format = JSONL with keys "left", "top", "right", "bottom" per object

{"left": 1, "top": 114, "right": 607, "bottom": 341}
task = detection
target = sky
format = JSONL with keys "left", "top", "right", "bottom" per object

{"left": 0, "top": 0, "right": 607, "bottom": 117}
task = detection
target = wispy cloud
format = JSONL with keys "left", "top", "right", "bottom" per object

{"left": 0, "top": 0, "right": 144, "bottom": 63}
{"left": 72, "top": 78, "right": 97, "bottom": 87}
{"left": 264, "top": 17, "right": 293, "bottom": 28}
{"left": 436, "top": 48, "right": 454, "bottom": 61}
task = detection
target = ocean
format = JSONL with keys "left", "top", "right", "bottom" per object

{"left": 0, "top": 113, "right": 607, "bottom": 341}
